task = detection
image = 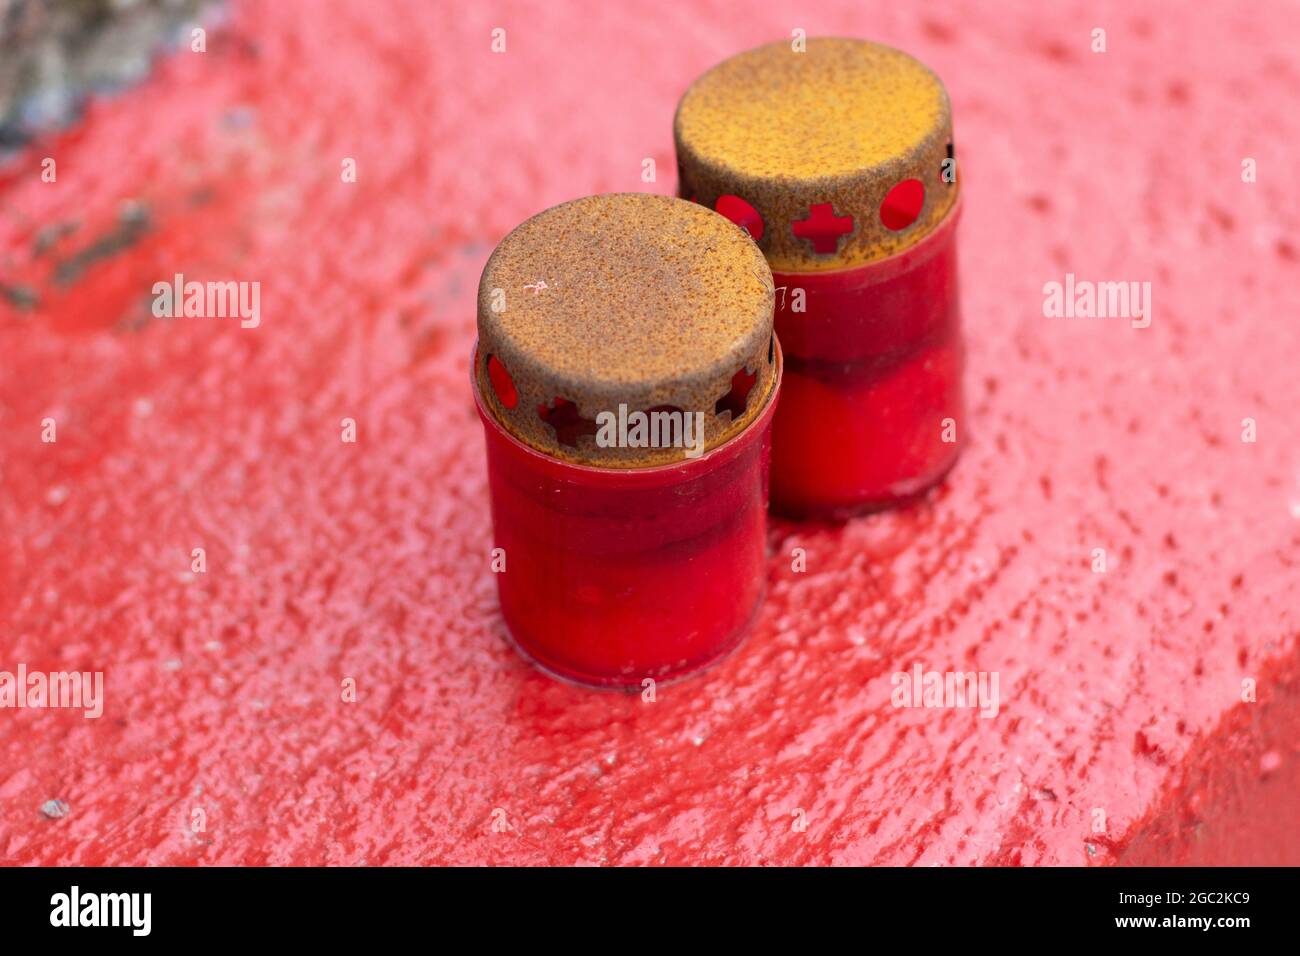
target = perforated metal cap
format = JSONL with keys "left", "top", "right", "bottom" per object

{"left": 674, "top": 37, "right": 959, "bottom": 273}
{"left": 476, "top": 193, "right": 777, "bottom": 467}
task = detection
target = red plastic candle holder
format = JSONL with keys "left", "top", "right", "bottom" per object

{"left": 473, "top": 343, "right": 781, "bottom": 689}
{"left": 769, "top": 201, "right": 963, "bottom": 517}
{"left": 472, "top": 194, "right": 781, "bottom": 688}
{"left": 675, "top": 38, "right": 965, "bottom": 518}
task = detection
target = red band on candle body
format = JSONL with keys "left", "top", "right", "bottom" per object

{"left": 473, "top": 344, "right": 782, "bottom": 689}
{"left": 769, "top": 201, "right": 963, "bottom": 517}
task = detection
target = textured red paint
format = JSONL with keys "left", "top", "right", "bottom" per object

{"left": 1, "top": 0, "right": 1299, "bottom": 866}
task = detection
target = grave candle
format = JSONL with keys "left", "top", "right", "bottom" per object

{"left": 675, "top": 38, "right": 964, "bottom": 517}
{"left": 473, "top": 193, "right": 782, "bottom": 688}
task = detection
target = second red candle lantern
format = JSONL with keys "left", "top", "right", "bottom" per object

{"left": 674, "top": 38, "right": 965, "bottom": 518}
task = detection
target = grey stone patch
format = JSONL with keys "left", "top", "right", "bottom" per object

{"left": 53, "top": 198, "right": 151, "bottom": 286}
{"left": 0, "top": 281, "right": 39, "bottom": 309}
{"left": 39, "top": 798, "right": 69, "bottom": 819}
{"left": 0, "top": 0, "right": 218, "bottom": 153}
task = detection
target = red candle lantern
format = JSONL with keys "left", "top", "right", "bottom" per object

{"left": 675, "top": 38, "right": 963, "bottom": 518}
{"left": 473, "top": 194, "right": 781, "bottom": 688}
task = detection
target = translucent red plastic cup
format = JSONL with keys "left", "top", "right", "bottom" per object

{"left": 473, "top": 344, "right": 782, "bottom": 689}
{"left": 769, "top": 201, "right": 963, "bottom": 518}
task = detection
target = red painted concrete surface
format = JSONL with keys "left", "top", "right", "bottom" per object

{"left": 1, "top": 0, "right": 1298, "bottom": 866}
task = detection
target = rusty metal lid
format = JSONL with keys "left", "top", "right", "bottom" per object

{"left": 674, "top": 37, "right": 959, "bottom": 273}
{"left": 475, "top": 193, "right": 776, "bottom": 467}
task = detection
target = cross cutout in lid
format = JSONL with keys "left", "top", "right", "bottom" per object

{"left": 792, "top": 202, "right": 854, "bottom": 254}
{"left": 714, "top": 366, "right": 757, "bottom": 421}
{"left": 538, "top": 397, "right": 598, "bottom": 447}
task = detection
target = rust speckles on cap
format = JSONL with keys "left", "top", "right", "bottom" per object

{"left": 476, "top": 193, "right": 776, "bottom": 467}
{"left": 674, "top": 37, "right": 959, "bottom": 272}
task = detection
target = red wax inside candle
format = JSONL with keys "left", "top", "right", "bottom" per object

{"left": 473, "top": 346, "right": 781, "bottom": 688}
{"left": 770, "top": 202, "right": 963, "bottom": 517}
